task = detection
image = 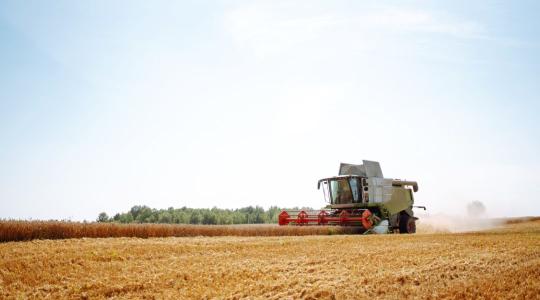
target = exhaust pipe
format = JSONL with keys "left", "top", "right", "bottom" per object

{"left": 392, "top": 180, "right": 418, "bottom": 192}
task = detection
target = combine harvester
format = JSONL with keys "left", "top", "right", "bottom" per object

{"left": 278, "top": 160, "right": 424, "bottom": 234}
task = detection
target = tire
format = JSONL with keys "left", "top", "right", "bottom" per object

{"left": 399, "top": 213, "right": 416, "bottom": 234}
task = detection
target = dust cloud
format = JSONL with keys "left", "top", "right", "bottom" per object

{"left": 416, "top": 201, "right": 503, "bottom": 233}
{"left": 466, "top": 201, "right": 486, "bottom": 217}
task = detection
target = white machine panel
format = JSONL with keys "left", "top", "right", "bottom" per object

{"left": 366, "top": 177, "right": 393, "bottom": 203}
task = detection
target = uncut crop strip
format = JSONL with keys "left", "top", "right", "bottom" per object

{"left": 4, "top": 217, "right": 537, "bottom": 242}
{"left": 0, "top": 221, "right": 357, "bottom": 242}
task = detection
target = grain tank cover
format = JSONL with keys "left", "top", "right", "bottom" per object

{"left": 363, "top": 160, "right": 383, "bottom": 178}
{"left": 339, "top": 160, "right": 383, "bottom": 178}
{"left": 338, "top": 163, "right": 366, "bottom": 176}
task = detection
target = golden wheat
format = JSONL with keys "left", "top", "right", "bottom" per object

{"left": 0, "top": 220, "right": 538, "bottom": 299}
{"left": 0, "top": 221, "right": 358, "bottom": 242}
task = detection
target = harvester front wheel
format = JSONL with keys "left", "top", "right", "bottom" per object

{"left": 399, "top": 214, "right": 416, "bottom": 234}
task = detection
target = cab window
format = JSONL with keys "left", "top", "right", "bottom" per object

{"left": 330, "top": 179, "right": 352, "bottom": 204}
{"left": 349, "top": 178, "right": 360, "bottom": 203}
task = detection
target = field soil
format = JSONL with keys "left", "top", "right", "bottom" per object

{"left": 1, "top": 220, "right": 539, "bottom": 299}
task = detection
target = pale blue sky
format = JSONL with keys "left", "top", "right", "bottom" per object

{"left": 1, "top": 1, "right": 539, "bottom": 220}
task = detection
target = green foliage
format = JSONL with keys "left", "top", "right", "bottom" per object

{"left": 102, "top": 205, "right": 311, "bottom": 225}
{"left": 97, "top": 212, "right": 110, "bottom": 223}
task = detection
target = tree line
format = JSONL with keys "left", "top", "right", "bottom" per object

{"left": 97, "top": 205, "right": 313, "bottom": 225}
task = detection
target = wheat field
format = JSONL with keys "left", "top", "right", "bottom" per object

{"left": 0, "top": 220, "right": 539, "bottom": 299}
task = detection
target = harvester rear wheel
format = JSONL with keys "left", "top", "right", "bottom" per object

{"left": 399, "top": 214, "right": 416, "bottom": 234}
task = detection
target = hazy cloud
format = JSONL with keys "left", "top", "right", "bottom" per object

{"left": 224, "top": 4, "right": 486, "bottom": 57}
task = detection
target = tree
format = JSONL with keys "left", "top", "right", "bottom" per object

{"left": 119, "top": 213, "right": 134, "bottom": 223}
{"left": 202, "top": 211, "right": 217, "bottom": 225}
{"left": 97, "top": 212, "right": 109, "bottom": 222}
{"left": 190, "top": 212, "right": 201, "bottom": 224}
{"left": 130, "top": 205, "right": 144, "bottom": 219}
{"left": 136, "top": 207, "right": 153, "bottom": 223}
{"left": 158, "top": 212, "right": 172, "bottom": 223}
{"left": 113, "top": 213, "right": 121, "bottom": 222}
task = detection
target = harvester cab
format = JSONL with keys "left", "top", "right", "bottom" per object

{"left": 278, "top": 160, "right": 421, "bottom": 234}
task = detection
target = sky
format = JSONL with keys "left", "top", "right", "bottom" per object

{"left": 1, "top": 0, "right": 539, "bottom": 221}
